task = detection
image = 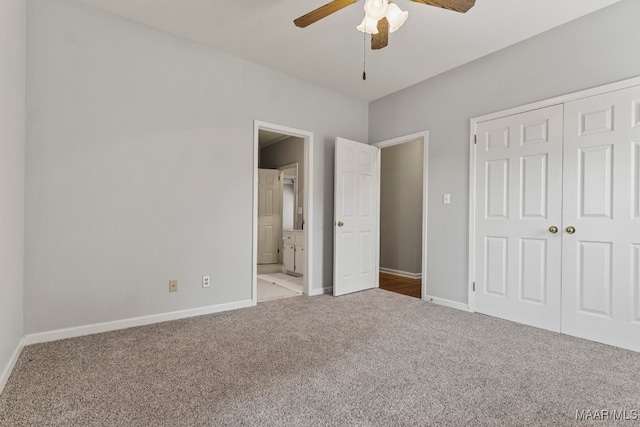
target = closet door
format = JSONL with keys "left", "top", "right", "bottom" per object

{"left": 562, "top": 85, "right": 640, "bottom": 352}
{"left": 474, "top": 105, "right": 564, "bottom": 331}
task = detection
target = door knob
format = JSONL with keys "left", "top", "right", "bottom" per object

{"left": 549, "top": 226, "right": 558, "bottom": 234}
{"left": 566, "top": 226, "right": 576, "bottom": 234}
{"left": 337, "top": 221, "right": 344, "bottom": 227}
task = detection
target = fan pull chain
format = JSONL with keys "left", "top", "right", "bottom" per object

{"left": 362, "top": 24, "right": 367, "bottom": 80}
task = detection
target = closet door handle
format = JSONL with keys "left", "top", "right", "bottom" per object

{"left": 549, "top": 226, "right": 558, "bottom": 234}
{"left": 566, "top": 226, "right": 576, "bottom": 234}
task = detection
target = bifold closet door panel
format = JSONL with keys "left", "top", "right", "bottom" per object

{"left": 562, "top": 85, "right": 640, "bottom": 352}
{"left": 474, "top": 104, "right": 564, "bottom": 332}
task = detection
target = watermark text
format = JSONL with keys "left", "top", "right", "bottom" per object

{"left": 576, "top": 409, "right": 639, "bottom": 421}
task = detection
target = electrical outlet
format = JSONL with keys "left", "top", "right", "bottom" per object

{"left": 169, "top": 280, "right": 178, "bottom": 292}
{"left": 202, "top": 275, "right": 211, "bottom": 288}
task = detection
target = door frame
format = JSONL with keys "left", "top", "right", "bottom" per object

{"left": 278, "top": 162, "right": 299, "bottom": 239}
{"left": 373, "top": 131, "right": 429, "bottom": 300}
{"left": 253, "top": 121, "right": 314, "bottom": 303}
{"left": 468, "top": 75, "right": 640, "bottom": 313}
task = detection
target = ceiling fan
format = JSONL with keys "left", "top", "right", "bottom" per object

{"left": 294, "top": 0, "right": 476, "bottom": 50}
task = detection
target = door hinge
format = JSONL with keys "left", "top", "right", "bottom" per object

{"left": 472, "top": 282, "right": 476, "bottom": 292}
{"left": 277, "top": 248, "right": 279, "bottom": 254}
{"left": 474, "top": 134, "right": 477, "bottom": 145}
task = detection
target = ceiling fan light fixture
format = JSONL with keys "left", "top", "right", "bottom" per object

{"left": 363, "top": 0, "right": 389, "bottom": 21}
{"left": 386, "top": 3, "right": 408, "bottom": 33}
{"left": 356, "top": 16, "right": 380, "bottom": 34}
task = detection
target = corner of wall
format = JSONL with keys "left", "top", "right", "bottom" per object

{"left": 0, "top": 338, "right": 25, "bottom": 395}
{"left": 0, "top": 0, "right": 26, "bottom": 398}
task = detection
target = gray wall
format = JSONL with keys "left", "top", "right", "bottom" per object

{"left": 0, "top": 0, "right": 26, "bottom": 385}
{"left": 259, "top": 137, "right": 305, "bottom": 230}
{"left": 380, "top": 140, "right": 423, "bottom": 275}
{"left": 369, "top": 0, "right": 640, "bottom": 304}
{"left": 25, "top": 0, "right": 368, "bottom": 334}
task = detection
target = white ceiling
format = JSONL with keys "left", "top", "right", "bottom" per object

{"left": 75, "top": 0, "right": 622, "bottom": 102}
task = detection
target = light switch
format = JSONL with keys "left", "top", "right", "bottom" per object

{"left": 443, "top": 193, "right": 451, "bottom": 205}
{"left": 297, "top": 207, "right": 303, "bottom": 215}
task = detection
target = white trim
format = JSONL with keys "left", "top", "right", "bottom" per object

{"left": 379, "top": 267, "right": 422, "bottom": 280}
{"left": 473, "top": 75, "right": 640, "bottom": 124}
{"left": 468, "top": 75, "right": 640, "bottom": 314}
{"left": 253, "top": 121, "right": 314, "bottom": 302}
{"left": 277, "top": 162, "right": 298, "bottom": 177}
{"left": 468, "top": 123, "right": 477, "bottom": 313}
{"left": 0, "top": 337, "right": 24, "bottom": 395}
{"left": 23, "top": 300, "right": 254, "bottom": 346}
{"left": 308, "top": 286, "right": 333, "bottom": 296}
{"left": 278, "top": 162, "right": 299, "bottom": 236}
{"left": 425, "top": 295, "right": 470, "bottom": 312}
{"left": 373, "top": 131, "right": 429, "bottom": 300}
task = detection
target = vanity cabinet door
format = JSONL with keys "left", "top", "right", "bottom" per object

{"left": 283, "top": 243, "right": 295, "bottom": 272}
{"left": 294, "top": 245, "right": 305, "bottom": 275}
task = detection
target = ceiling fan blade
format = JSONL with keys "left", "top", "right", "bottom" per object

{"left": 408, "top": 0, "right": 476, "bottom": 13}
{"left": 371, "top": 17, "right": 389, "bottom": 50}
{"left": 294, "top": 0, "right": 359, "bottom": 28}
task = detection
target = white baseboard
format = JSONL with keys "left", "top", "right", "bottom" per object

{"left": 379, "top": 267, "right": 422, "bottom": 280}
{"left": 308, "top": 286, "right": 332, "bottom": 296}
{"left": 23, "top": 299, "right": 255, "bottom": 346}
{"left": 0, "top": 337, "right": 25, "bottom": 395}
{"left": 424, "top": 295, "right": 469, "bottom": 312}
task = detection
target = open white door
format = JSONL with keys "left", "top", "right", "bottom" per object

{"left": 257, "top": 168, "right": 281, "bottom": 264}
{"left": 334, "top": 137, "right": 380, "bottom": 296}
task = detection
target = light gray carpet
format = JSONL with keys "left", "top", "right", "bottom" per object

{"left": 1, "top": 289, "right": 640, "bottom": 426}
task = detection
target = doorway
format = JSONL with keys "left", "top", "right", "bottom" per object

{"left": 374, "top": 133, "right": 428, "bottom": 300}
{"left": 332, "top": 132, "right": 428, "bottom": 298}
{"left": 253, "top": 121, "right": 313, "bottom": 303}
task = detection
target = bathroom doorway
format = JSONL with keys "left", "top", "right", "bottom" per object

{"left": 253, "top": 122, "right": 313, "bottom": 303}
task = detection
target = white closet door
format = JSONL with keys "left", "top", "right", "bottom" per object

{"left": 562, "top": 85, "right": 640, "bottom": 352}
{"left": 475, "top": 105, "right": 564, "bottom": 332}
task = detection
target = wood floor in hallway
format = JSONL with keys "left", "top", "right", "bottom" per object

{"left": 379, "top": 272, "right": 421, "bottom": 299}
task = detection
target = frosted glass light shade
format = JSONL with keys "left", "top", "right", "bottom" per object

{"left": 356, "top": 16, "right": 380, "bottom": 34}
{"left": 363, "top": 0, "right": 389, "bottom": 21}
{"left": 386, "top": 3, "right": 408, "bottom": 33}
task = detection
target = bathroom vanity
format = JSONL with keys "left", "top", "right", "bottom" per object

{"left": 282, "top": 230, "right": 304, "bottom": 276}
